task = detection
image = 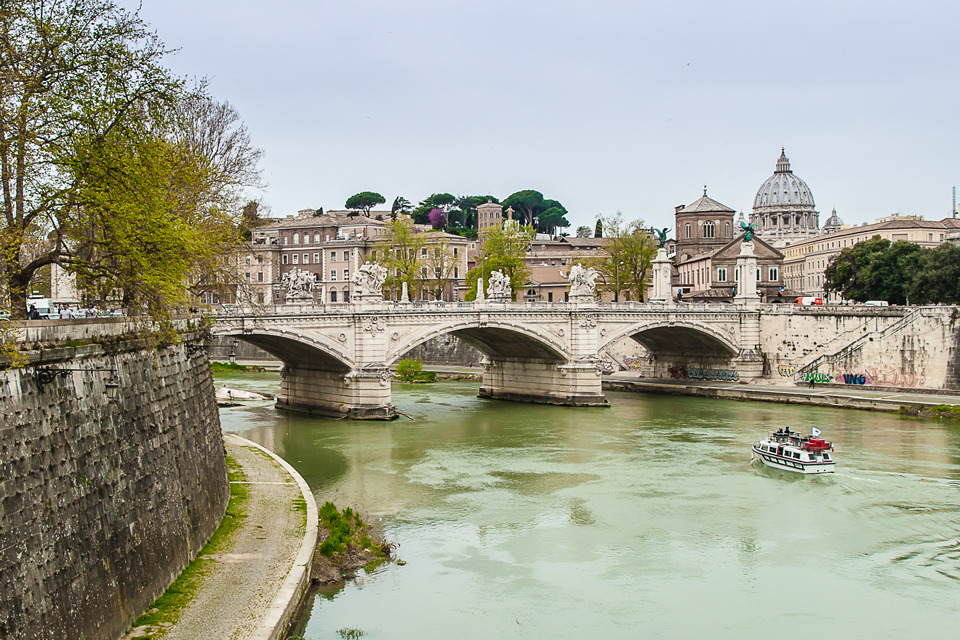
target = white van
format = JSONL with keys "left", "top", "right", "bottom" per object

{"left": 864, "top": 300, "right": 889, "bottom": 307}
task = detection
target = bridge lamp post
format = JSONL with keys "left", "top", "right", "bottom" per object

{"left": 612, "top": 261, "right": 624, "bottom": 302}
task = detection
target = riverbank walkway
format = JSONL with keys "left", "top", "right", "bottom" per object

{"left": 603, "top": 371, "right": 960, "bottom": 412}
{"left": 122, "top": 434, "right": 318, "bottom": 640}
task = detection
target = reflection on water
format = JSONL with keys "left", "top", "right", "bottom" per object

{"left": 216, "top": 373, "right": 960, "bottom": 640}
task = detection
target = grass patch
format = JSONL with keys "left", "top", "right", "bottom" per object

{"left": 899, "top": 404, "right": 960, "bottom": 420}
{"left": 394, "top": 358, "right": 436, "bottom": 383}
{"left": 127, "top": 453, "right": 249, "bottom": 638}
{"left": 210, "top": 361, "right": 264, "bottom": 372}
{"left": 293, "top": 496, "right": 307, "bottom": 517}
{"left": 318, "top": 503, "right": 384, "bottom": 559}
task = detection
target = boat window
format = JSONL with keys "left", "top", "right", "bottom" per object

{"left": 792, "top": 452, "right": 801, "bottom": 459}
{"left": 822, "top": 453, "right": 830, "bottom": 461}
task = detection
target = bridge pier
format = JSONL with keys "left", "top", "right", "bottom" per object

{"left": 478, "top": 357, "right": 609, "bottom": 407}
{"left": 278, "top": 364, "right": 398, "bottom": 420}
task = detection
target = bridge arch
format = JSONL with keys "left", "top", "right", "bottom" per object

{"left": 387, "top": 320, "right": 569, "bottom": 365}
{"left": 213, "top": 327, "right": 355, "bottom": 371}
{"left": 599, "top": 321, "right": 740, "bottom": 359}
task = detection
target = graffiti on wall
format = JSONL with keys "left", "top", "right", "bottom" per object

{"left": 839, "top": 373, "right": 868, "bottom": 385}
{"left": 777, "top": 364, "right": 798, "bottom": 377}
{"left": 859, "top": 367, "right": 925, "bottom": 388}
{"left": 790, "top": 367, "right": 926, "bottom": 388}
{"left": 669, "top": 367, "right": 740, "bottom": 382}
{"left": 622, "top": 355, "right": 645, "bottom": 370}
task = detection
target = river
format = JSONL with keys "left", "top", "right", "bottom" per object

{"left": 215, "top": 372, "right": 960, "bottom": 639}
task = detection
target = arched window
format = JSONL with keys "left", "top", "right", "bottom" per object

{"left": 703, "top": 221, "right": 715, "bottom": 238}
{"left": 314, "top": 232, "right": 321, "bottom": 243}
{"left": 725, "top": 222, "right": 731, "bottom": 237}
{"left": 684, "top": 223, "right": 691, "bottom": 239}
{"left": 293, "top": 233, "right": 300, "bottom": 245}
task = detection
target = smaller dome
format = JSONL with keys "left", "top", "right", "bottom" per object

{"left": 822, "top": 208, "right": 843, "bottom": 232}
{"left": 753, "top": 149, "right": 815, "bottom": 209}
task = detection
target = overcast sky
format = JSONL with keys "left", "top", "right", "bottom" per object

{"left": 123, "top": 0, "right": 960, "bottom": 231}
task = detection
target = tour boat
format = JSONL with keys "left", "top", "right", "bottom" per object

{"left": 752, "top": 428, "right": 835, "bottom": 474}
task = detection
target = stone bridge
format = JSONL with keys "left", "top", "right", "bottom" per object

{"left": 212, "top": 300, "right": 764, "bottom": 419}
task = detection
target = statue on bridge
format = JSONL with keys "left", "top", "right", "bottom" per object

{"left": 353, "top": 262, "right": 388, "bottom": 301}
{"left": 567, "top": 264, "right": 599, "bottom": 301}
{"left": 652, "top": 227, "right": 671, "bottom": 248}
{"left": 282, "top": 267, "right": 315, "bottom": 302}
{"left": 486, "top": 270, "right": 511, "bottom": 302}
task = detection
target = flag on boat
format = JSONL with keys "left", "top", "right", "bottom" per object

{"left": 812, "top": 428, "right": 821, "bottom": 437}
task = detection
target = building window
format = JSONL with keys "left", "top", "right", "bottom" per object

{"left": 257, "top": 292, "right": 264, "bottom": 303}
{"left": 314, "top": 232, "right": 321, "bottom": 243}
{"left": 281, "top": 255, "right": 288, "bottom": 265}
{"left": 257, "top": 255, "right": 263, "bottom": 264}
{"left": 421, "top": 248, "right": 428, "bottom": 258}
{"left": 257, "top": 272, "right": 264, "bottom": 282}
{"left": 330, "top": 270, "right": 337, "bottom": 281}
{"left": 283, "top": 236, "right": 288, "bottom": 245}
{"left": 343, "top": 250, "right": 349, "bottom": 261}
{"left": 331, "top": 251, "right": 337, "bottom": 261}
{"left": 769, "top": 267, "right": 779, "bottom": 281}
{"left": 343, "top": 268, "right": 349, "bottom": 282}
{"left": 292, "top": 254, "right": 299, "bottom": 264}
{"left": 685, "top": 223, "right": 691, "bottom": 239}
{"left": 330, "top": 290, "right": 337, "bottom": 302}
{"left": 548, "top": 292, "right": 553, "bottom": 302}
{"left": 313, "top": 253, "right": 320, "bottom": 263}
{"left": 717, "top": 268, "right": 727, "bottom": 282}
{"left": 725, "top": 222, "right": 731, "bottom": 237}
{"left": 244, "top": 256, "right": 251, "bottom": 266}
{"left": 293, "top": 233, "right": 300, "bottom": 245}
{"left": 245, "top": 272, "right": 251, "bottom": 281}
{"left": 703, "top": 221, "right": 715, "bottom": 238}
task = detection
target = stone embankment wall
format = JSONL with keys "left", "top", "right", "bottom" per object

{"left": 760, "top": 306, "right": 960, "bottom": 389}
{"left": 0, "top": 329, "right": 228, "bottom": 640}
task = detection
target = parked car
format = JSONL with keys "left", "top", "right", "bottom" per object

{"left": 864, "top": 300, "right": 889, "bottom": 306}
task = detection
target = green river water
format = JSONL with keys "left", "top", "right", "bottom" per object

{"left": 215, "top": 373, "right": 960, "bottom": 639}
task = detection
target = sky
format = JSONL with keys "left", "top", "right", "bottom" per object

{"left": 122, "top": 0, "right": 960, "bottom": 232}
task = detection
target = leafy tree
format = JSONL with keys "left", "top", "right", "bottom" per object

{"left": 589, "top": 213, "right": 657, "bottom": 301}
{"left": 909, "top": 244, "right": 960, "bottom": 304}
{"left": 464, "top": 224, "right": 535, "bottom": 301}
{"left": 66, "top": 95, "right": 262, "bottom": 322}
{"left": 863, "top": 241, "right": 923, "bottom": 305}
{"left": 594, "top": 218, "right": 603, "bottom": 238}
{"left": 824, "top": 235, "right": 890, "bottom": 301}
{"left": 501, "top": 190, "right": 568, "bottom": 235}
{"left": 240, "top": 201, "right": 269, "bottom": 240}
{"left": 345, "top": 191, "right": 385, "bottom": 217}
{"left": 576, "top": 226, "right": 592, "bottom": 238}
{"left": 391, "top": 196, "right": 411, "bottom": 219}
{"left": 395, "top": 358, "right": 423, "bottom": 379}
{"left": 428, "top": 208, "right": 447, "bottom": 229}
{"left": 369, "top": 218, "right": 427, "bottom": 299}
{"left": 0, "top": 0, "right": 183, "bottom": 319}
{"left": 412, "top": 193, "right": 455, "bottom": 224}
